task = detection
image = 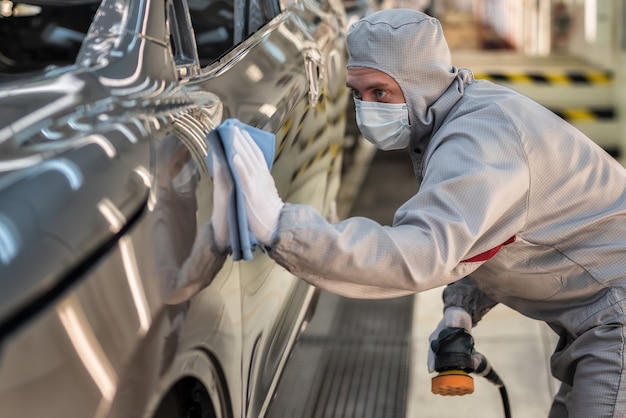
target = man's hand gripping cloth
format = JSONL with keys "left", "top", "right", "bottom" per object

{"left": 207, "top": 119, "right": 275, "bottom": 261}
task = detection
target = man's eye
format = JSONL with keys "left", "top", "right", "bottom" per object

{"left": 375, "top": 90, "right": 386, "bottom": 99}
{"left": 351, "top": 89, "right": 361, "bottom": 99}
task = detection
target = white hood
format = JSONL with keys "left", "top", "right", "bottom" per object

{"left": 347, "top": 8, "right": 472, "bottom": 177}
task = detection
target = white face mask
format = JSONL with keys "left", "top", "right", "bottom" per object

{"left": 355, "top": 99, "right": 410, "bottom": 150}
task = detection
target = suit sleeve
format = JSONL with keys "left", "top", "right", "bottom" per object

{"left": 268, "top": 120, "right": 529, "bottom": 298}
{"left": 442, "top": 276, "right": 498, "bottom": 326}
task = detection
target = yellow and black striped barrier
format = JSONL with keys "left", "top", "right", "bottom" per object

{"left": 472, "top": 69, "right": 621, "bottom": 158}
{"left": 551, "top": 107, "right": 615, "bottom": 122}
{"left": 472, "top": 70, "right": 617, "bottom": 122}
{"left": 475, "top": 70, "right": 613, "bottom": 85}
{"left": 550, "top": 107, "right": 620, "bottom": 157}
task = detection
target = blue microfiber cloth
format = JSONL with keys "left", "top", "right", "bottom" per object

{"left": 206, "top": 118, "right": 275, "bottom": 261}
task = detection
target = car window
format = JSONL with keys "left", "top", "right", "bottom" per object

{"left": 247, "top": 0, "right": 280, "bottom": 35}
{"left": 187, "top": 0, "right": 236, "bottom": 66}
{"left": 188, "top": 0, "right": 280, "bottom": 67}
{"left": 0, "top": 1, "right": 100, "bottom": 74}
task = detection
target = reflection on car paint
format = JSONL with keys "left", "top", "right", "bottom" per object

{"left": 0, "top": 0, "right": 351, "bottom": 417}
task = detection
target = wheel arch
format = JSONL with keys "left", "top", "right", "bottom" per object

{"left": 147, "top": 348, "right": 234, "bottom": 418}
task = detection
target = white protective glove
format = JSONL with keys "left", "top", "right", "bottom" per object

{"left": 427, "top": 306, "right": 480, "bottom": 373}
{"left": 231, "top": 126, "right": 284, "bottom": 245}
{"left": 210, "top": 153, "right": 232, "bottom": 252}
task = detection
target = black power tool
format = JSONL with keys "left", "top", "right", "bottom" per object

{"left": 430, "top": 326, "right": 512, "bottom": 418}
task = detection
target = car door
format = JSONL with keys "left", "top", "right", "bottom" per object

{"left": 181, "top": 0, "right": 349, "bottom": 416}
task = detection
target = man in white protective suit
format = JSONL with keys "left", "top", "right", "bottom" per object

{"left": 209, "top": 8, "right": 626, "bottom": 417}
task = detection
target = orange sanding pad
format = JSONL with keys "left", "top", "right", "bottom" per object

{"left": 431, "top": 370, "right": 474, "bottom": 396}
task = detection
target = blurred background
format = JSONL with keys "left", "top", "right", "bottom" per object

{"left": 381, "top": 0, "right": 626, "bottom": 166}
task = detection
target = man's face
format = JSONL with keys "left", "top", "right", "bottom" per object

{"left": 346, "top": 66, "right": 406, "bottom": 104}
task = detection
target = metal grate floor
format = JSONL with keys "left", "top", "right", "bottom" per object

{"left": 266, "top": 293, "right": 414, "bottom": 418}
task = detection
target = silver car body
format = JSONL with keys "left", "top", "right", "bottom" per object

{"left": 0, "top": 0, "right": 349, "bottom": 416}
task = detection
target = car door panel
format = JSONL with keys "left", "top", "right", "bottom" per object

{"left": 0, "top": 0, "right": 350, "bottom": 417}
{"left": 185, "top": 0, "right": 348, "bottom": 415}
